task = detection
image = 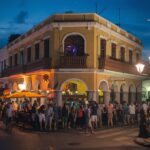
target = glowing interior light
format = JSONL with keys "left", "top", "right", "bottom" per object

{"left": 18, "top": 83, "right": 26, "bottom": 91}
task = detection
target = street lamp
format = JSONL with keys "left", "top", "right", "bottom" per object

{"left": 135, "top": 63, "right": 145, "bottom": 74}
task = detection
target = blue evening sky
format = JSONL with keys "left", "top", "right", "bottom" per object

{"left": 0, "top": 0, "right": 150, "bottom": 59}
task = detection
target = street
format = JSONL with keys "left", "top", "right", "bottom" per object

{"left": 0, "top": 122, "right": 149, "bottom": 150}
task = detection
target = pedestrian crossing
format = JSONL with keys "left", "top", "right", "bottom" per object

{"left": 84, "top": 127, "right": 138, "bottom": 142}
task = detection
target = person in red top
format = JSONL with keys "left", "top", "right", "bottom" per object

{"left": 77, "top": 106, "right": 84, "bottom": 129}
{"left": 107, "top": 103, "right": 114, "bottom": 127}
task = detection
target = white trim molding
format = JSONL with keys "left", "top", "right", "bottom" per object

{"left": 52, "top": 22, "right": 142, "bottom": 49}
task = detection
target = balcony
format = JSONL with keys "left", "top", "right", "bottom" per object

{"left": 99, "top": 56, "right": 139, "bottom": 75}
{"left": 25, "top": 57, "right": 52, "bottom": 72}
{"left": 1, "top": 58, "right": 52, "bottom": 77}
{"left": 1, "top": 65, "right": 25, "bottom": 77}
{"left": 59, "top": 55, "right": 88, "bottom": 68}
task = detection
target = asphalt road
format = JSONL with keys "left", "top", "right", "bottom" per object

{"left": 0, "top": 122, "right": 149, "bottom": 150}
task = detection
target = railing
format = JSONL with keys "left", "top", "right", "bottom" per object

{"left": 1, "top": 57, "right": 52, "bottom": 77}
{"left": 1, "top": 65, "right": 25, "bottom": 77}
{"left": 60, "top": 55, "right": 88, "bottom": 68}
{"left": 98, "top": 56, "right": 140, "bottom": 75}
{"left": 25, "top": 57, "right": 52, "bottom": 72}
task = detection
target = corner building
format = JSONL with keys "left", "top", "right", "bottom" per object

{"left": 0, "top": 13, "right": 148, "bottom": 105}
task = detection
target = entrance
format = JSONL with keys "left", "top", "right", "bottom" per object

{"left": 61, "top": 79, "right": 87, "bottom": 106}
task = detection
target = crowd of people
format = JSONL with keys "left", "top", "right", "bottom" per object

{"left": 0, "top": 99, "right": 150, "bottom": 136}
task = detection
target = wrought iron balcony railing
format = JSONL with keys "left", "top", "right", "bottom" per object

{"left": 60, "top": 55, "right": 88, "bottom": 68}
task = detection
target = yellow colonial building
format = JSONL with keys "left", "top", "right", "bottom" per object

{"left": 0, "top": 13, "right": 149, "bottom": 105}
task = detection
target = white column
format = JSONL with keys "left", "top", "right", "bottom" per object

{"left": 55, "top": 90, "right": 62, "bottom": 107}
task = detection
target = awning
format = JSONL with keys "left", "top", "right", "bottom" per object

{"left": 5, "top": 91, "right": 45, "bottom": 98}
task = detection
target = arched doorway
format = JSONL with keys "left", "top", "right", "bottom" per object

{"left": 120, "top": 83, "right": 128, "bottom": 104}
{"left": 128, "top": 84, "right": 136, "bottom": 104}
{"left": 98, "top": 80, "right": 109, "bottom": 104}
{"left": 61, "top": 79, "right": 88, "bottom": 104}
{"left": 64, "top": 34, "right": 85, "bottom": 56}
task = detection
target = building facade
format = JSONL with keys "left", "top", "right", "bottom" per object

{"left": 0, "top": 13, "right": 148, "bottom": 105}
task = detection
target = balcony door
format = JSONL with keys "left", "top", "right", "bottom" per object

{"left": 64, "top": 35, "right": 84, "bottom": 56}
{"left": 100, "top": 39, "right": 106, "bottom": 68}
{"left": 120, "top": 47, "right": 125, "bottom": 62}
{"left": 100, "top": 39, "right": 106, "bottom": 58}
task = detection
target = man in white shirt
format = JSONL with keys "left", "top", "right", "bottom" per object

{"left": 45, "top": 104, "right": 54, "bottom": 131}
{"left": 129, "top": 103, "right": 135, "bottom": 124}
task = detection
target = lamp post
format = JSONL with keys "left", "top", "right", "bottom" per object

{"left": 135, "top": 63, "right": 145, "bottom": 74}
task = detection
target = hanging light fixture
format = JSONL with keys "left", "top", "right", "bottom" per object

{"left": 135, "top": 63, "right": 145, "bottom": 74}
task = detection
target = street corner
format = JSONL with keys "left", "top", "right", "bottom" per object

{"left": 134, "top": 137, "right": 150, "bottom": 147}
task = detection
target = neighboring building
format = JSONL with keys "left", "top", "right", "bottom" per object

{"left": 0, "top": 13, "right": 149, "bottom": 105}
{"left": 142, "top": 80, "right": 150, "bottom": 101}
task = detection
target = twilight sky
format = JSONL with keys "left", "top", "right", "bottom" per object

{"left": 0, "top": 0, "right": 150, "bottom": 59}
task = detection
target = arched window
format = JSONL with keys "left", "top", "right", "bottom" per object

{"left": 64, "top": 35, "right": 84, "bottom": 56}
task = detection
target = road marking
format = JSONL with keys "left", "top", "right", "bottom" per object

{"left": 96, "top": 128, "right": 138, "bottom": 139}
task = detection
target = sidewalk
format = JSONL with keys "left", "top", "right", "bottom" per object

{"left": 134, "top": 137, "right": 150, "bottom": 147}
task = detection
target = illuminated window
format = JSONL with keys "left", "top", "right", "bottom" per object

{"left": 64, "top": 35, "right": 84, "bottom": 56}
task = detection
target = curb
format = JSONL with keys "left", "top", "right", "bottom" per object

{"left": 134, "top": 138, "right": 150, "bottom": 147}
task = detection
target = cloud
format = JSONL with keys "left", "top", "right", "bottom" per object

{"left": 14, "top": 11, "right": 28, "bottom": 24}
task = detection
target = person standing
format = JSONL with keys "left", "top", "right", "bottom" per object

{"left": 107, "top": 103, "right": 114, "bottom": 127}
{"left": 85, "top": 105, "right": 93, "bottom": 134}
{"left": 142, "top": 102, "right": 148, "bottom": 115}
{"left": 91, "top": 102, "right": 98, "bottom": 129}
{"left": 77, "top": 105, "right": 84, "bottom": 129}
{"left": 38, "top": 105, "right": 46, "bottom": 130}
{"left": 45, "top": 104, "right": 54, "bottom": 131}
{"left": 6, "top": 103, "right": 14, "bottom": 133}
{"left": 97, "top": 104, "right": 103, "bottom": 128}
{"left": 62, "top": 103, "right": 68, "bottom": 129}
{"left": 123, "top": 102, "right": 129, "bottom": 125}
{"left": 129, "top": 103, "right": 136, "bottom": 125}
{"left": 53, "top": 103, "right": 59, "bottom": 130}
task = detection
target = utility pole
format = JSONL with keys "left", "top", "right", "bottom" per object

{"left": 118, "top": 8, "right": 121, "bottom": 27}
{"left": 96, "top": 2, "right": 98, "bottom": 14}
